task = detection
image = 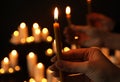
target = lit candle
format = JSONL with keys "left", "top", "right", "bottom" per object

{"left": 71, "top": 44, "right": 77, "bottom": 49}
{"left": 41, "top": 27, "right": 49, "bottom": 41}
{"left": 26, "top": 36, "right": 34, "bottom": 43}
{"left": 9, "top": 49, "right": 19, "bottom": 68}
{"left": 53, "top": 7, "right": 63, "bottom": 82}
{"left": 34, "top": 62, "right": 45, "bottom": 82}
{"left": 32, "top": 22, "right": 41, "bottom": 42}
{"left": 63, "top": 47, "right": 70, "bottom": 52}
{"left": 10, "top": 30, "right": 20, "bottom": 45}
{"left": 46, "top": 36, "right": 53, "bottom": 43}
{"left": 45, "top": 48, "right": 54, "bottom": 56}
{"left": 27, "top": 52, "right": 37, "bottom": 77}
{"left": 29, "top": 78, "right": 36, "bottom": 82}
{"left": 66, "top": 6, "right": 71, "bottom": 25}
{"left": 42, "top": 78, "right": 47, "bottom": 82}
{"left": 18, "top": 22, "right": 28, "bottom": 44}
{"left": 1, "top": 57, "right": 10, "bottom": 72}
{"left": 87, "top": 0, "right": 92, "bottom": 14}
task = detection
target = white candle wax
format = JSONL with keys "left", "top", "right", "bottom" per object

{"left": 9, "top": 49, "right": 19, "bottom": 68}
{"left": 18, "top": 22, "right": 28, "bottom": 44}
{"left": 10, "top": 30, "right": 20, "bottom": 45}
{"left": 34, "top": 62, "right": 45, "bottom": 82}
{"left": 41, "top": 28, "right": 49, "bottom": 41}
{"left": 1, "top": 57, "right": 10, "bottom": 72}
{"left": 27, "top": 52, "right": 37, "bottom": 77}
{"left": 32, "top": 23, "right": 41, "bottom": 42}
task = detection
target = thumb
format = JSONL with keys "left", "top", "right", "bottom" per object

{"left": 56, "top": 60, "right": 89, "bottom": 74}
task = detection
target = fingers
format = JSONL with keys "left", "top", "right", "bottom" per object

{"left": 51, "top": 56, "right": 57, "bottom": 62}
{"left": 61, "top": 48, "right": 90, "bottom": 61}
{"left": 51, "top": 48, "right": 99, "bottom": 62}
{"left": 55, "top": 60, "right": 89, "bottom": 74}
{"left": 51, "top": 48, "right": 89, "bottom": 62}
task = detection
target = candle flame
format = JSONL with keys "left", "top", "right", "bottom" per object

{"left": 20, "top": 22, "right": 26, "bottom": 29}
{"left": 4, "top": 57, "right": 9, "bottom": 63}
{"left": 37, "top": 63, "right": 43, "bottom": 68}
{"left": 42, "top": 28, "right": 48, "bottom": 34}
{"left": 13, "top": 31, "right": 19, "bottom": 36}
{"left": 11, "top": 49, "right": 17, "bottom": 56}
{"left": 42, "top": 78, "right": 47, "bottom": 82}
{"left": 28, "top": 52, "right": 35, "bottom": 58}
{"left": 87, "top": 0, "right": 91, "bottom": 3}
{"left": 63, "top": 47, "right": 70, "bottom": 52}
{"left": 66, "top": 6, "right": 71, "bottom": 15}
{"left": 46, "top": 36, "right": 53, "bottom": 42}
{"left": 54, "top": 7, "right": 58, "bottom": 21}
{"left": 35, "top": 29, "right": 41, "bottom": 34}
{"left": 33, "top": 23, "right": 39, "bottom": 29}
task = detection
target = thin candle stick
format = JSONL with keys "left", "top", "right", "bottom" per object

{"left": 53, "top": 7, "right": 63, "bottom": 82}
{"left": 87, "top": 0, "right": 92, "bottom": 14}
{"left": 66, "top": 6, "right": 72, "bottom": 26}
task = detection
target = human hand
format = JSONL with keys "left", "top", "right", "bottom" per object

{"left": 50, "top": 48, "right": 120, "bottom": 82}
{"left": 63, "top": 25, "right": 104, "bottom": 47}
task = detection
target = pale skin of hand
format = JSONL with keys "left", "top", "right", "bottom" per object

{"left": 50, "top": 48, "right": 120, "bottom": 82}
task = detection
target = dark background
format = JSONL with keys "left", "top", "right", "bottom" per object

{"left": 0, "top": 0, "right": 119, "bottom": 81}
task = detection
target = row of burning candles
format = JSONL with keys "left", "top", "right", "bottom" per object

{"left": 10, "top": 22, "right": 52, "bottom": 45}
{"left": 0, "top": 47, "right": 71, "bottom": 82}
{"left": 10, "top": 5, "right": 73, "bottom": 45}
{"left": 1, "top": 47, "right": 120, "bottom": 82}
{"left": 0, "top": 44, "right": 71, "bottom": 74}
{"left": 0, "top": 50, "right": 58, "bottom": 82}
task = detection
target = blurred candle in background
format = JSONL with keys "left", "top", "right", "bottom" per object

{"left": 34, "top": 62, "right": 45, "bottom": 82}
{"left": 1, "top": 57, "right": 10, "bottom": 72}
{"left": 10, "top": 30, "right": 20, "bottom": 45}
{"left": 42, "top": 78, "right": 47, "bottom": 82}
{"left": 9, "top": 49, "right": 19, "bottom": 68}
{"left": 87, "top": 0, "right": 92, "bottom": 14}
{"left": 63, "top": 47, "right": 70, "bottom": 52}
{"left": 66, "top": 6, "right": 71, "bottom": 25}
{"left": 46, "top": 36, "right": 53, "bottom": 43}
{"left": 32, "top": 22, "right": 41, "bottom": 43}
{"left": 18, "top": 22, "right": 28, "bottom": 44}
{"left": 45, "top": 48, "right": 53, "bottom": 56}
{"left": 42, "top": 27, "right": 49, "bottom": 41}
{"left": 27, "top": 52, "right": 37, "bottom": 77}
{"left": 26, "top": 36, "right": 34, "bottom": 43}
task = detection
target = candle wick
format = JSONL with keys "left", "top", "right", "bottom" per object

{"left": 54, "top": 19, "right": 58, "bottom": 23}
